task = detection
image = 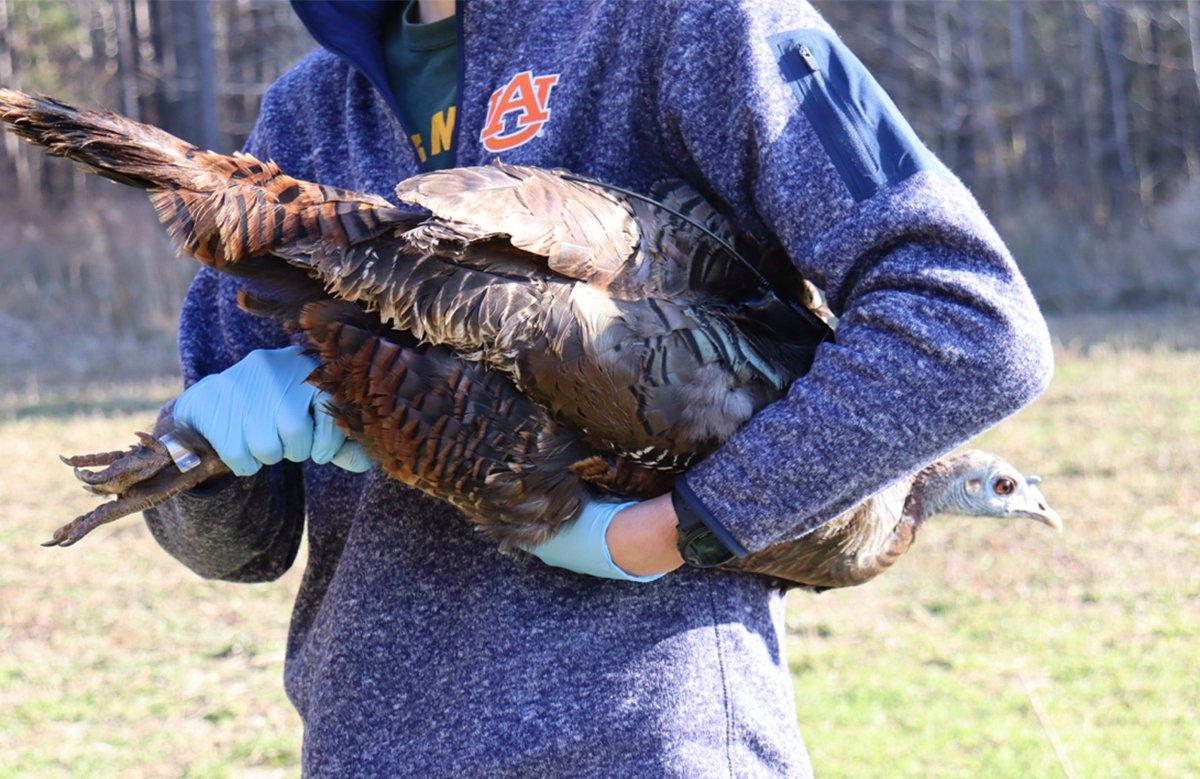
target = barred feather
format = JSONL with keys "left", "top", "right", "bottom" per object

{"left": 0, "top": 89, "right": 412, "bottom": 268}
{"left": 297, "top": 301, "right": 672, "bottom": 549}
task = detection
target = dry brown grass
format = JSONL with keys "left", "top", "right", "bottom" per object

{"left": 1, "top": 402, "right": 302, "bottom": 777}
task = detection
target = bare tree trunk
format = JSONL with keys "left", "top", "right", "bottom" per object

{"left": 1078, "top": 3, "right": 1106, "bottom": 222}
{"left": 0, "top": 0, "right": 41, "bottom": 208}
{"left": 963, "top": 0, "right": 1009, "bottom": 207}
{"left": 160, "top": 0, "right": 219, "bottom": 150}
{"left": 112, "top": 0, "right": 141, "bottom": 120}
{"left": 1097, "top": 2, "right": 1135, "bottom": 181}
{"left": 148, "top": 0, "right": 172, "bottom": 127}
{"left": 1141, "top": 10, "right": 1166, "bottom": 205}
{"left": 1187, "top": 0, "right": 1200, "bottom": 176}
{"left": 0, "top": 0, "right": 11, "bottom": 184}
{"left": 191, "top": 0, "right": 220, "bottom": 151}
{"left": 933, "top": 1, "right": 958, "bottom": 173}
{"left": 1008, "top": 1, "right": 1037, "bottom": 201}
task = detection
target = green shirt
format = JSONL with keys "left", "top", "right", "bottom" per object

{"left": 383, "top": 1, "right": 458, "bottom": 170}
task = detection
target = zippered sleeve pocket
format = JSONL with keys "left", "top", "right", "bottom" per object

{"left": 767, "top": 29, "right": 933, "bottom": 202}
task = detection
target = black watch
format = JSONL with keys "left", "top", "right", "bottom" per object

{"left": 672, "top": 487, "right": 736, "bottom": 568}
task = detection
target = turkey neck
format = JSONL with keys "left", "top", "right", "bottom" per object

{"left": 906, "top": 456, "right": 971, "bottom": 524}
{"left": 857, "top": 461, "right": 958, "bottom": 577}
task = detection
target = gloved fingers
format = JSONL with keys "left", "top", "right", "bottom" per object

{"left": 171, "top": 348, "right": 327, "bottom": 477}
{"left": 215, "top": 440, "right": 262, "bottom": 478}
{"left": 310, "top": 391, "right": 348, "bottom": 465}
{"left": 173, "top": 377, "right": 256, "bottom": 477}
{"left": 246, "top": 345, "right": 314, "bottom": 377}
{"left": 521, "top": 500, "right": 614, "bottom": 560}
{"left": 277, "top": 345, "right": 321, "bottom": 386}
{"left": 523, "top": 500, "right": 661, "bottom": 582}
{"left": 244, "top": 410, "right": 285, "bottom": 467}
{"left": 277, "top": 388, "right": 316, "bottom": 463}
{"left": 171, "top": 374, "right": 218, "bottom": 427}
{"left": 329, "top": 440, "right": 373, "bottom": 473}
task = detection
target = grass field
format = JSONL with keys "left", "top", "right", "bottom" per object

{"left": 1, "top": 313, "right": 1197, "bottom": 777}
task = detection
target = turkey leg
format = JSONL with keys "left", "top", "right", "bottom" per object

{"left": 47, "top": 426, "right": 229, "bottom": 547}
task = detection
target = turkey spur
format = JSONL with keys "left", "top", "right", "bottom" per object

{"left": 1, "top": 90, "right": 1060, "bottom": 590}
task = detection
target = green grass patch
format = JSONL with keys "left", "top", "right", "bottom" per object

{"left": 1, "top": 314, "right": 1196, "bottom": 775}
{"left": 787, "top": 327, "right": 1200, "bottom": 776}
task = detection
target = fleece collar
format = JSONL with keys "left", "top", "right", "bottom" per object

{"left": 289, "top": 1, "right": 466, "bottom": 166}
{"left": 288, "top": 1, "right": 404, "bottom": 120}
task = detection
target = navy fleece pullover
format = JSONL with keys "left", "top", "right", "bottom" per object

{"left": 144, "top": 1, "right": 1052, "bottom": 775}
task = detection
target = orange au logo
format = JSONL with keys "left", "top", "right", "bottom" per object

{"left": 480, "top": 71, "right": 560, "bottom": 153}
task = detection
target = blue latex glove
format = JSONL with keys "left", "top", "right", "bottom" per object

{"left": 173, "top": 345, "right": 372, "bottom": 477}
{"left": 524, "top": 500, "right": 665, "bottom": 582}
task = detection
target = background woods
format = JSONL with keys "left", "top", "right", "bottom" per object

{"left": 0, "top": 0, "right": 313, "bottom": 388}
{"left": 1, "top": 3, "right": 1198, "bottom": 776}
{"left": 823, "top": 0, "right": 1200, "bottom": 311}
{"left": 3, "top": 0, "right": 1200, "bottom": 350}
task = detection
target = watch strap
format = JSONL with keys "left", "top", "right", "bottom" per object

{"left": 672, "top": 484, "right": 737, "bottom": 568}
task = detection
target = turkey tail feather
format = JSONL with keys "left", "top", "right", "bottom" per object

{"left": 0, "top": 88, "right": 412, "bottom": 268}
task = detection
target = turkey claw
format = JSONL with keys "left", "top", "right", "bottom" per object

{"left": 48, "top": 425, "right": 231, "bottom": 547}
{"left": 65, "top": 440, "right": 173, "bottom": 495}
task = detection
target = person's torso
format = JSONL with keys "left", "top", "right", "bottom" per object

{"left": 213, "top": 2, "right": 811, "bottom": 773}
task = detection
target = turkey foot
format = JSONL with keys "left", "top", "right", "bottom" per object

{"left": 47, "top": 427, "right": 229, "bottom": 547}
{"left": 64, "top": 432, "right": 172, "bottom": 495}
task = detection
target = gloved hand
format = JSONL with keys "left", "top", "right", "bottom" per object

{"left": 524, "top": 500, "right": 665, "bottom": 582}
{"left": 173, "top": 345, "right": 372, "bottom": 477}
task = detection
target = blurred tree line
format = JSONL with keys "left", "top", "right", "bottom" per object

{"left": 823, "top": 0, "right": 1200, "bottom": 227}
{"left": 0, "top": 0, "right": 1198, "bottom": 339}
{"left": 0, "top": 0, "right": 312, "bottom": 347}
{"left": 825, "top": 0, "right": 1200, "bottom": 308}
{"left": 0, "top": 0, "right": 312, "bottom": 207}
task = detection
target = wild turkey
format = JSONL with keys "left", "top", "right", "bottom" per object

{"left": 0, "top": 90, "right": 1061, "bottom": 590}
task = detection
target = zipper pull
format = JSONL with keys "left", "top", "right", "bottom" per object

{"left": 797, "top": 44, "right": 820, "bottom": 74}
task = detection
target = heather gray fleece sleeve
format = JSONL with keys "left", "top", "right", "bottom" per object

{"left": 143, "top": 402, "right": 305, "bottom": 582}
{"left": 142, "top": 117, "right": 306, "bottom": 582}
{"left": 660, "top": 1, "right": 1053, "bottom": 553}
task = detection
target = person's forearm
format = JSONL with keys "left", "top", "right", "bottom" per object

{"left": 144, "top": 466, "right": 304, "bottom": 582}
{"left": 681, "top": 236, "right": 1053, "bottom": 554}
{"left": 143, "top": 403, "right": 306, "bottom": 582}
{"left": 605, "top": 493, "right": 684, "bottom": 577}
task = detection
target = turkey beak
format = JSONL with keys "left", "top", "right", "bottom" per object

{"left": 1016, "top": 479, "right": 1063, "bottom": 533}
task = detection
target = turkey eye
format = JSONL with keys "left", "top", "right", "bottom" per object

{"left": 993, "top": 478, "right": 1016, "bottom": 496}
